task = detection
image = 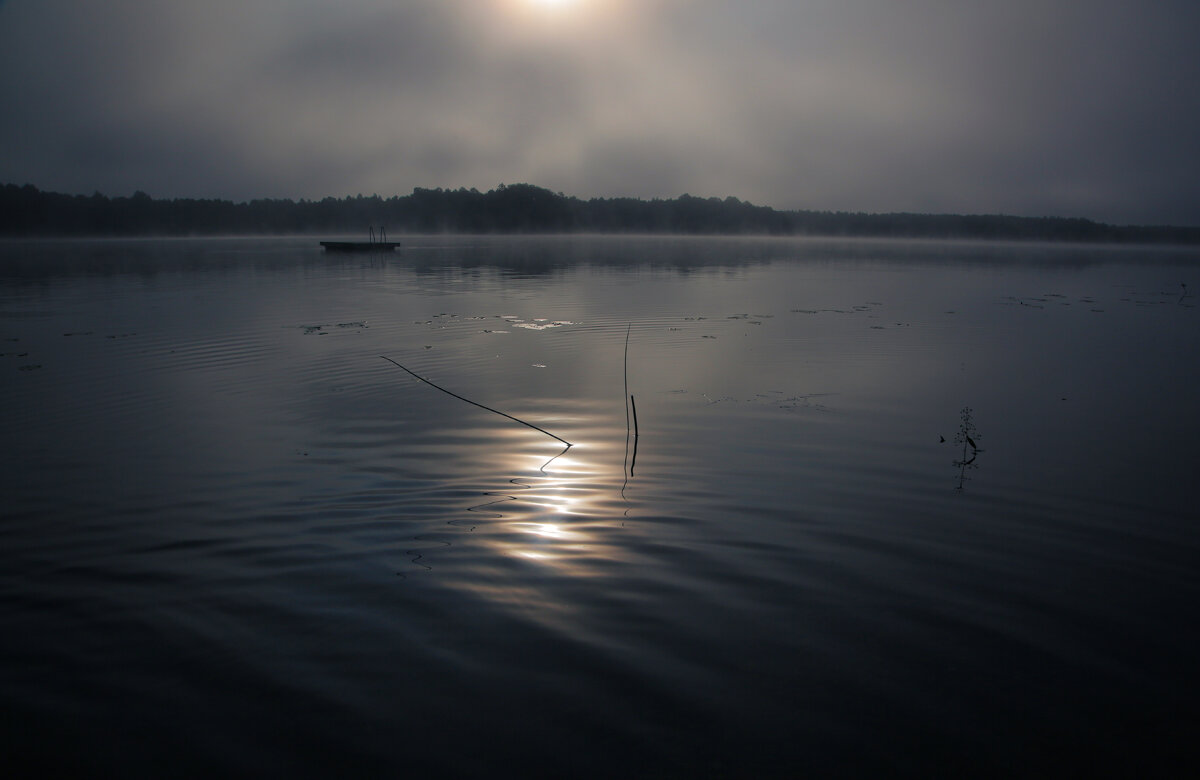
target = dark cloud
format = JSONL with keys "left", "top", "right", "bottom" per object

{"left": 2, "top": 0, "right": 1199, "bottom": 224}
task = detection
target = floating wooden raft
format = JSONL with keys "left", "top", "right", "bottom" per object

{"left": 320, "top": 241, "right": 401, "bottom": 252}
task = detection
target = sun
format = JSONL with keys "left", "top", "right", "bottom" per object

{"left": 505, "top": 0, "right": 608, "bottom": 38}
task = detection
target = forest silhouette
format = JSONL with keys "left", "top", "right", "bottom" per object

{"left": 3, "top": 182, "right": 1198, "bottom": 243}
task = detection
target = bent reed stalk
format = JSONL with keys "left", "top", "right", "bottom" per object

{"left": 379, "top": 355, "right": 572, "bottom": 448}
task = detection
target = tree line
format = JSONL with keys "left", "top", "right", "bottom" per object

{"left": 3, "top": 182, "right": 1198, "bottom": 243}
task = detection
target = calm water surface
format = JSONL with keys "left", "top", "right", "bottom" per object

{"left": 2, "top": 236, "right": 1198, "bottom": 776}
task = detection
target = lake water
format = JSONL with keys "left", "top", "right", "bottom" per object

{"left": 2, "top": 235, "right": 1198, "bottom": 777}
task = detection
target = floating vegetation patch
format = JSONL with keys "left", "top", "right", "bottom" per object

{"left": 511, "top": 320, "right": 575, "bottom": 331}
{"left": 790, "top": 302, "right": 883, "bottom": 315}
{"left": 1000, "top": 286, "right": 1197, "bottom": 312}
{"left": 700, "top": 389, "right": 833, "bottom": 412}
{"left": 776, "top": 393, "right": 833, "bottom": 412}
{"left": 298, "top": 321, "right": 367, "bottom": 335}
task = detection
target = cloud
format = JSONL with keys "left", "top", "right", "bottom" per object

{"left": 2, "top": 0, "right": 1199, "bottom": 224}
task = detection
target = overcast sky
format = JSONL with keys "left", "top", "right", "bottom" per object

{"left": 3, "top": 0, "right": 1199, "bottom": 225}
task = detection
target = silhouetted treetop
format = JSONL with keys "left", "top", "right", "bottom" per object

{"left": 3, "top": 182, "right": 1198, "bottom": 243}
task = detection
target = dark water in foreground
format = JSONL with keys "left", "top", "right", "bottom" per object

{"left": 2, "top": 236, "right": 1199, "bottom": 777}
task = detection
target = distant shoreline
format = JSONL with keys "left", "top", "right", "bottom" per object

{"left": 4, "top": 182, "right": 1199, "bottom": 244}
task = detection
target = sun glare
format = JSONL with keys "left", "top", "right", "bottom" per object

{"left": 529, "top": 0, "right": 579, "bottom": 9}
{"left": 504, "top": 0, "right": 616, "bottom": 38}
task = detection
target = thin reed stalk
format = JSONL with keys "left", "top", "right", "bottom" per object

{"left": 624, "top": 324, "right": 631, "bottom": 433}
{"left": 379, "top": 355, "right": 572, "bottom": 447}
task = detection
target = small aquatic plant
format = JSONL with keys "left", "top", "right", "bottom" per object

{"left": 953, "top": 406, "right": 981, "bottom": 490}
